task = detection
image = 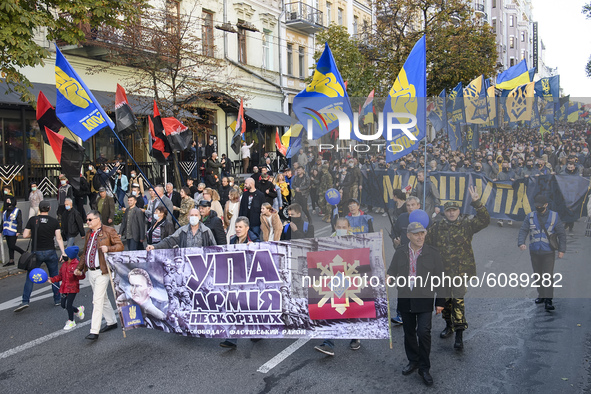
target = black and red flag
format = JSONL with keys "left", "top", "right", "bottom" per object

{"left": 45, "top": 127, "right": 85, "bottom": 190}
{"left": 231, "top": 98, "right": 246, "bottom": 154}
{"left": 36, "top": 91, "right": 64, "bottom": 144}
{"left": 149, "top": 101, "right": 172, "bottom": 163}
{"left": 115, "top": 84, "right": 138, "bottom": 137}
{"left": 275, "top": 128, "right": 286, "bottom": 157}
{"left": 162, "top": 116, "right": 191, "bottom": 152}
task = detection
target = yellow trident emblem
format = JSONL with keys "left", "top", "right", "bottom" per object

{"left": 129, "top": 305, "right": 137, "bottom": 319}
{"left": 55, "top": 67, "right": 92, "bottom": 108}
{"left": 389, "top": 67, "right": 417, "bottom": 115}
{"left": 306, "top": 71, "right": 345, "bottom": 97}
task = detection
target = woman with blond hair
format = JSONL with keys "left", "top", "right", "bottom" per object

{"left": 260, "top": 203, "right": 283, "bottom": 241}
{"left": 224, "top": 188, "right": 241, "bottom": 242}
{"left": 202, "top": 188, "right": 224, "bottom": 218}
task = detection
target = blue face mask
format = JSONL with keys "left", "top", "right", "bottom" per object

{"left": 65, "top": 205, "right": 72, "bottom": 210}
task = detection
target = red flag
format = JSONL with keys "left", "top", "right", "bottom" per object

{"left": 36, "top": 91, "right": 63, "bottom": 144}
{"left": 231, "top": 98, "right": 246, "bottom": 154}
{"left": 45, "top": 127, "right": 85, "bottom": 190}
{"left": 162, "top": 117, "right": 191, "bottom": 151}
{"left": 307, "top": 248, "right": 376, "bottom": 320}
{"left": 275, "top": 129, "right": 287, "bottom": 156}
{"left": 115, "top": 84, "right": 137, "bottom": 137}
{"left": 149, "top": 101, "right": 171, "bottom": 163}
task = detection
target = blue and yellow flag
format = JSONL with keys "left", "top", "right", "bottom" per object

{"left": 567, "top": 101, "right": 580, "bottom": 123}
{"left": 534, "top": 75, "right": 559, "bottom": 99}
{"left": 54, "top": 46, "right": 115, "bottom": 141}
{"left": 383, "top": 36, "right": 426, "bottom": 163}
{"left": 485, "top": 79, "right": 497, "bottom": 128}
{"left": 292, "top": 43, "right": 354, "bottom": 140}
{"left": 464, "top": 75, "right": 489, "bottom": 124}
{"left": 496, "top": 59, "right": 530, "bottom": 91}
{"left": 446, "top": 82, "right": 464, "bottom": 151}
{"left": 282, "top": 123, "right": 304, "bottom": 159}
{"left": 505, "top": 82, "right": 534, "bottom": 122}
{"left": 428, "top": 89, "right": 446, "bottom": 132}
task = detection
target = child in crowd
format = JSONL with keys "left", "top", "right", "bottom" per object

{"left": 49, "top": 246, "right": 85, "bottom": 330}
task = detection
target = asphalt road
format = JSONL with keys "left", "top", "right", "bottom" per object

{"left": 1, "top": 213, "right": 590, "bottom": 394}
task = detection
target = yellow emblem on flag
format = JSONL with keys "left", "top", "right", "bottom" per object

{"left": 306, "top": 71, "right": 345, "bottom": 97}
{"left": 55, "top": 67, "right": 92, "bottom": 109}
{"left": 129, "top": 305, "right": 137, "bottom": 319}
{"left": 388, "top": 67, "right": 417, "bottom": 116}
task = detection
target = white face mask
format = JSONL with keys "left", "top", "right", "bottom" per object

{"left": 336, "top": 229, "right": 348, "bottom": 237}
{"left": 60, "top": 180, "right": 66, "bottom": 185}
{"left": 132, "top": 191, "right": 138, "bottom": 196}
{"left": 189, "top": 216, "right": 200, "bottom": 226}
{"left": 131, "top": 174, "right": 136, "bottom": 178}
{"left": 153, "top": 213, "right": 160, "bottom": 220}
{"left": 88, "top": 166, "right": 93, "bottom": 171}
{"left": 31, "top": 187, "right": 37, "bottom": 191}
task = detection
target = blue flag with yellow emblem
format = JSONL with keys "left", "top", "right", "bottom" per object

{"left": 504, "top": 82, "right": 534, "bottom": 122}
{"left": 464, "top": 75, "right": 489, "bottom": 124}
{"left": 54, "top": 46, "right": 115, "bottom": 141}
{"left": 446, "top": 82, "right": 464, "bottom": 151}
{"left": 383, "top": 36, "right": 426, "bottom": 163}
{"left": 292, "top": 43, "right": 354, "bottom": 141}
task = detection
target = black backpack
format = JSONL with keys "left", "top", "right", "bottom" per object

{"left": 92, "top": 174, "right": 102, "bottom": 191}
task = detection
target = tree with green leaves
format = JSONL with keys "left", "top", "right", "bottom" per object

{"left": 312, "top": 25, "right": 378, "bottom": 98}
{"left": 369, "top": 0, "right": 498, "bottom": 96}
{"left": 0, "top": 0, "right": 148, "bottom": 104}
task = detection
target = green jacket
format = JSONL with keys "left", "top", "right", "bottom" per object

{"left": 425, "top": 200, "right": 490, "bottom": 277}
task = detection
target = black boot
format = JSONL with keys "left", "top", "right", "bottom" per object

{"left": 545, "top": 298, "right": 555, "bottom": 311}
{"left": 440, "top": 321, "right": 453, "bottom": 338}
{"left": 454, "top": 329, "right": 464, "bottom": 350}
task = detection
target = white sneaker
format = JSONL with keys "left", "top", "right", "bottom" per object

{"left": 508, "top": 220, "right": 513, "bottom": 226}
{"left": 76, "top": 306, "right": 85, "bottom": 320}
{"left": 63, "top": 320, "right": 76, "bottom": 330}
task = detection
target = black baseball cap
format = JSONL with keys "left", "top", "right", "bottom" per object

{"left": 198, "top": 200, "right": 211, "bottom": 207}
{"left": 39, "top": 200, "right": 51, "bottom": 212}
{"left": 534, "top": 195, "right": 548, "bottom": 207}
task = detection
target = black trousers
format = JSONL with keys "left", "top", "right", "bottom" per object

{"left": 530, "top": 252, "right": 556, "bottom": 299}
{"left": 400, "top": 311, "right": 433, "bottom": 373}
{"left": 294, "top": 194, "right": 312, "bottom": 222}
{"left": 5, "top": 235, "right": 25, "bottom": 260}
{"left": 61, "top": 293, "right": 79, "bottom": 321}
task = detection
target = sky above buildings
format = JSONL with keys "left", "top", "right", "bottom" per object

{"left": 534, "top": 0, "right": 591, "bottom": 99}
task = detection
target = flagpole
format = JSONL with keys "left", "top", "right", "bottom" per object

{"left": 108, "top": 127, "right": 180, "bottom": 228}
{"left": 423, "top": 134, "right": 427, "bottom": 206}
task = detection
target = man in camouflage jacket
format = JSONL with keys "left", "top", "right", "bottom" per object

{"left": 317, "top": 165, "right": 334, "bottom": 222}
{"left": 425, "top": 185, "right": 490, "bottom": 351}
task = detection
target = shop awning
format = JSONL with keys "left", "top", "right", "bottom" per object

{"left": 245, "top": 108, "right": 293, "bottom": 127}
{"left": 0, "top": 80, "right": 199, "bottom": 118}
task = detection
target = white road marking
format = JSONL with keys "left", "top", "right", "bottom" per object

{"left": 0, "top": 320, "right": 91, "bottom": 360}
{"left": 257, "top": 338, "right": 310, "bottom": 374}
{"left": 0, "top": 278, "right": 90, "bottom": 312}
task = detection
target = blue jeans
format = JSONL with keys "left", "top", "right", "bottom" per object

{"left": 66, "top": 236, "right": 76, "bottom": 248}
{"left": 127, "top": 239, "right": 143, "bottom": 251}
{"left": 23, "top": 250, "right": 60, "bottom": 304}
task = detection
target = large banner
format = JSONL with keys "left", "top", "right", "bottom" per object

{"left": 106, "top": 233, "right": 389, "bottom": 339}
{"left": 361, "top": 170, "right": 590, "bottom": 221}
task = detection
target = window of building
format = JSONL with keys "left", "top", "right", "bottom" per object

{"left": 263, "top": 29, "right": 272, "bottom": 70}
{"left": 287, "top": 43, "right": 293, "bottom": 75}
{"left": 509, "top": 36, "right": 514, "bottom": 49}
{"left": 298, "top": 46, "right": 305, "bottom": 78}
{"left": 509, "top": 15, "right": 514, "bottom": 27}
{"left": 510, "top": 58, "right": 515, "bottom": 67}
{"left": 353, "top": 16, "right": 358, "bottom": 35}
{"left": 202, "top": 11, "right": 214, "bottom": 57}
{"left": 492, "top": 18, "right": 497, "bottom": 34}
{"left": 238, "top": 24, "right": 247, "bottom": 64}
{"left": 492, "top": 0, "right": 496, "bottom": 8}
{"left": 326, "top": 2, "right": 331, "bottom": 25}
{"left": 521, "top": 49, "right": 526, "bottom": 60}
{"left": 338, "top": 8, "right": 343, "bottom": 25}
{"left": 521, "top": 31, "right": 525, "bottom": 42}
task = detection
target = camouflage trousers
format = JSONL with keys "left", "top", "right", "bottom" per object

{"left": 318, "top": 194, "right": 331, "bottom": 220}
{"left": 442, "top": 298, "right": 467, "bottom": 331}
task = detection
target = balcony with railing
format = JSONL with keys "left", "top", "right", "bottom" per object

{"left": 285, "top": 2, "right": 324, "bottom": 34}
{"left": 57, "top": 13, "right": 178, "bottom": 62}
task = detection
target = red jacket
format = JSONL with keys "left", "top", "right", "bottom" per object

{"left": 50, "top": 258, "right": 85, "bottom": 294}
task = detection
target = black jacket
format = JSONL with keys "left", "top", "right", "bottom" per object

{"left": 239, "top": 189, "right": 266, "bottom": 228}
{"left": 387, "top": 243, "right": 446, "bottom": 313}
{"left": 202, "top": 210, "right": 227, "bottom": 245}
{"left": 60, "top": 208, "right": 85, "bottom": 238}
{"left": 258, "top": 179, "right": 277, "bottom": 205}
